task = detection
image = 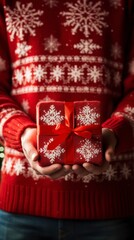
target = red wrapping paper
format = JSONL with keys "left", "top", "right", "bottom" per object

{"left": 36, "top": 101, "right": 102, "bottom": 166}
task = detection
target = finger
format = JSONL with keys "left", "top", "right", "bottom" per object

{"left": 22, "top": 142, "right": 63, "bottom": 175}
{"left": 105, "top": 147, "right": 115, "bottom": 162}
{"left": 49, "top": 165, "right": 72, "bottom": 179}
{"left": 22, "top": 143, "right": 39, "bottom": 164}
{"left": 72, "top": 164, "right": 89, "bottom": 176}
{"left": 83, "top": 162, "right": 109, "bottom": 175}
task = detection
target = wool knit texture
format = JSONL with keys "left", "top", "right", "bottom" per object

{"left": 0, "top": 0, "right": 134, "bottom": 219}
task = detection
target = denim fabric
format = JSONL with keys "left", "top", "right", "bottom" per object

{"left": 0, "top": 210, "right": 133, "bottom": 240}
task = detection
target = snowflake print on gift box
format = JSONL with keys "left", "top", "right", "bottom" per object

{"left": 43, "top": 0, "right": 59, "bottom": 8}
{"left": 77, "top": 105, "right": 100, "bottom": 125}
{"left": 15, "top": 42, "right": 32, "bottom": 58}
{"left": 76, "top": 139, "right": 101, "bottom": 162}
{"left": 40, "top": 105, "right": 64, "bottom": 126}
{"left": 61, "top": 0, "right": 109, "bottom": 37}
{"left": 74, "top": 39, "right": 101, "bottom": 54}
{"left": 5, "top": 2, "right": 44, "bottom": 41}
{"left": 40, "top": 138, "right": 65, "bottom": 164}
{"left": 44, "top": 35, "right": 61, "bottom": 53}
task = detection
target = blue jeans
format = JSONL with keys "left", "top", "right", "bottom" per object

{"left": 0, "top": 210, "right": 133, "bottom": 240}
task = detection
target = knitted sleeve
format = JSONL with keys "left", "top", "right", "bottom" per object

{"left": 0, "top": 2, "right": 36, "bottom": 151}
{"left": 102, "top": 4, "right": 134, "bottom": 153}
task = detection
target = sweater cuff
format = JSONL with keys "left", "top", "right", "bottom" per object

{"left": 102, "top": 115, "right": 134, "bottom": 153}
{"left": 3, "top": 115, "right": 36, "bottom": 151}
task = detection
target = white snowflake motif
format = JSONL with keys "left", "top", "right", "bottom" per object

{"left": 124, "top": 106, "right": 134, "bottom": 120}
{"left": 44, "top": 35, "right": 61, "bottom": 53}
{"left": 113, "top": 71, "right": 122, "bottom": 86}
{"left": 5, "top": 1, "right": 44, "bottom": 41}
{"left": 15, "top": 42, "right": 32, "bottom": 58}
{"left": 40, "top": 138, "right": 65, "bottom": 164}
{"left": 24, "top": 66, "right": 32, "bottom": 83}
{"left": 40, "top": 104, "right": 64, "bottom": 126}
{"left": 111, "top": 42, "right": 122, "bottom": 59}
{"left": 104, "top": 67, "right": 111, "bottom": 85}
{"left": 109, "top": 0, "right": 122, "bottom": 9}
{"left": 104, "top": 165, "right": 117, "bottom": 181}
{"left": 50, "top": 65, "right": 64, "bottom": 82}
{"left": 27, "top": 166, "right": 43, "bottom": 180}
{"left": 22, "top": 99, "right": 30, "bottom": 113}
{"left": 61, "top": 0, "right": 109, "bottom": 37}
{"left": 120, "top": 163, "right": 131, "bottom": 179}
{"left": 74, "top": 39, "right": 101, "bottom": 54}
{"left": 87, "top": 65, "right": 103, "bottom": 83}
{"left": 68, "top": 65, "right": 84, "bottom": 82}
{"left": 76, "top": 139, "right": 101, "bottom": 162}
{"left": 5, "top": 158, "right": 13, "bottom": 174}
{"left": 77, "top": 105, "right": 100, "bottom": 125}
{"left": 14, "top": 69, "right": 23, "bottom": 86}
{"left": 82, "top": 173, "right": 95, "bottom": 182}
{"left": 33, "top": 65, "right": 46, "bottom": 82}
{"left": 13, "top": 159, "right": 25, "bottom": 176}
{"left": 43, "top": 0, "right": 59, "bottom": 8}
{"left": 0, "top": 57, "right": 6, "bottom": 71}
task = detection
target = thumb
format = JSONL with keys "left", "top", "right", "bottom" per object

{"left": 22, "top": 142, "right": 39, "bottom": 164}
{"left": 105, "top": 146, "right": 115, "bottom": 162}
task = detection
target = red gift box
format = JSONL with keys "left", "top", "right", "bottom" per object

{"left": 36, "top": 101, "right": 102, "bottom": 166}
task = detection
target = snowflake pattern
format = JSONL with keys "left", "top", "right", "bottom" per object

{"left": 120, "top": 163, "right": 131, "bottom": 179}
{"left": 2, "top": 149, "right": 134, "bottom": 182}
{"left": 87, "top": 65, "right": 103, "bottom": 83}
{"left": 40, "top": 104, "right": 64, "bottom": 125}
{"left": 5, "top": 1, "right": 44, "bottom": 41}
{"left": 5, "top": 158, "right": 12, "bottom": 174}
{"left": 33, "top": 65, "right": 47, "bottom": 82}
{"left": 74, "top": 39, "right": 101, "bottom": 54}
{"left": 124, "top": 106, "right": 134, "bottom": 120}
{"left": 21, "top": 99, "right": 30, "bottom": 113}
{"left": 15, "top": 42, "right": 32, "bottom": 58}
{"left": 77, "top": 105, "right": 100, "bottom": 125}
{"left": 76, "top": 139, "right": 101, "bottom": 162}
{"left": 13, "top": 159, "right": 25, "bottom": 176}
{"left": 68, "top": 65, "right": 84, "bottom": 82}
{"left": 0, "top": 57, "right": 6, "bottom": 71}
{"left": 50, "top": 65, "right": 64, "bottom": 82}
{"left": 111, "top": 42, "right": 122, "bottom": 59}
{"left": 109, "top": 0, "right": 122, "bottom": 9}
{"left": 44, "top": 35, "right": 61, "bottom": 53}
{"left": 104, "top": 165, "right": 117, "bottom": 181}
{"left": 61, "top": 0, "right": 109, "bottom": 37}
{"left": 113, "top": 71, "right": 122, "bottom": 86}
{"left": 40, "top": 138, "right": 65, "bottom": 164}
{"left": 43, "top": 0, "right": 58, "bottom": 8}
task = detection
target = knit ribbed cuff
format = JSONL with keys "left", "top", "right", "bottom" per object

{"left": 3, "top": 115, "right": 36, "bottom": 151}
{"left": 102, "top": 115, "right": 134, "bottom": 153}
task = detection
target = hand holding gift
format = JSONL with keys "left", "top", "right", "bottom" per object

{"left": 36, "top": 101, "right": 103, "bottom": 166}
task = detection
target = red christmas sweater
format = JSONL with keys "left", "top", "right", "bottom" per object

{"left": 0, "top": 0, "right": 134, "bottom": 219}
